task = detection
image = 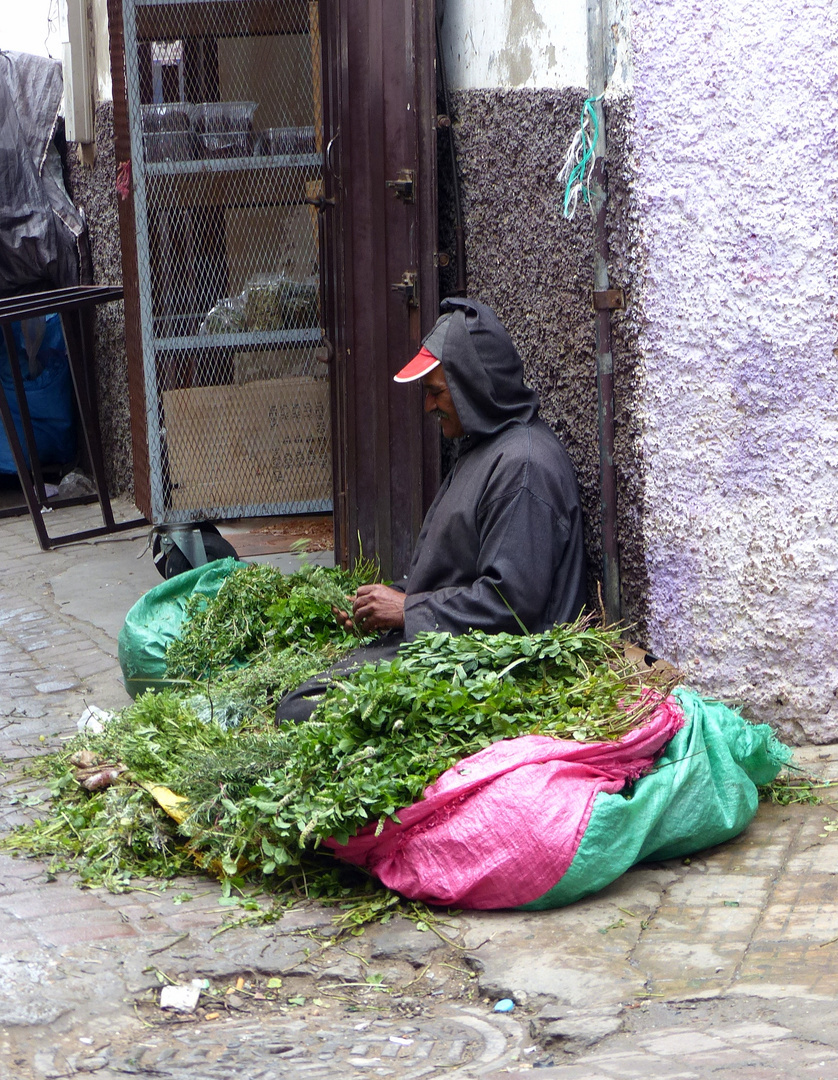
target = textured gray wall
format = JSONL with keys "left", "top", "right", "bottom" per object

{"left": 447, "top": 87, "right": 643, "bottom": 628}
{"left": 65, "top": 102, "right": 134, "bottom": 497}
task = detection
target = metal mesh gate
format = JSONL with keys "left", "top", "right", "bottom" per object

{"left": 122, "top": 0, "right": 330, "bottom": 523}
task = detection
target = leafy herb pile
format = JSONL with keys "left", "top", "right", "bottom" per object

{"left": 166, "top": 559, "right": 378, "bottom": 680}
{"left": 758, "top": 771, "right": 834, "bottom": 806}
{"left": 180, "top": 622, "right": 678, "bottom": 875}
{"left": 2, "top": 612, "right": 679, "bottom": 897}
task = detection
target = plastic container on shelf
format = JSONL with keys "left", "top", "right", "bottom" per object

{"left": 198, "top": 296, "right": 246, "bottom": 336}
{"left": 243, "top": 274, "right": 320, "bottom": 331}
{"left": 296, "top": 125, "right": 316, "bottom": 153}
{"left": 192, "top": 101, "right": 258, "bottom": 158}
{"left": 141, "top": 103, "right": 194, "bottom": 162}
{"left": 255, "top": 125, "right": 317, "bottom": 156}
{"left": 254, "top": 127, "right": 297, "bottom": 155}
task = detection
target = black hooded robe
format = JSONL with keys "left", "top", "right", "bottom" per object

{"left": 401, "top": 297, "right": 586, "bottom": 637}
{"left": 275, "top": 298, "right": 586, "bottom": 722}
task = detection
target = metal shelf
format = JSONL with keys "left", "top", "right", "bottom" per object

{"left": 153, "top": 327, "right": 321, "bottom": 350}
{"left": 136, "top": 0, "right": 265, "bottom": 5}
{"left": 135, "top": 0, "right": 309, "bottom": 38}
{"left": 145, "top": 153, "right": 320, "bottom": 176}
{"left": 123, "top": 0, "right": 330, "bottom": 523}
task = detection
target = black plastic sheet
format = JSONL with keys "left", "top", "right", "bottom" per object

{"left": 0, "top": 51, "right": 84, "bottom": 293}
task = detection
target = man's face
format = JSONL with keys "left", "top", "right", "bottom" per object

{"left": 422, "top": 365, "right": 464, "bottom": 439}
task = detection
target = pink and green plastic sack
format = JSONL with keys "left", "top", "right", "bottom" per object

{"left": 327, "top": 689, "right": 791, "bottom": 909}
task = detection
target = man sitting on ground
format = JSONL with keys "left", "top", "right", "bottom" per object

{"left": 341, "top": 295, "right": 585, "bottom": 636}
{"left": 276, "top": 296, "right": 586, "bottom": 721}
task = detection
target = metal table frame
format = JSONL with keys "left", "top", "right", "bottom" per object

{"left": 0, "top": 285, "right": 147, "bottom": 548}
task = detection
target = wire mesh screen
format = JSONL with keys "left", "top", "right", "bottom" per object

{"left": 123, "top": 0, "right": 330, "bottom": 523}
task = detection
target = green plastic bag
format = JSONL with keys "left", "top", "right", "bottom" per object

{"left": 118, "top": 558, "right": 242, "bottom": 698}
{"left": 519, "top": 688, "right": 792, "bottom": 909}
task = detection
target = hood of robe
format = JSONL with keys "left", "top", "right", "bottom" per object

{"left": 421, "top": 297, "right": 539, "bottom": 441}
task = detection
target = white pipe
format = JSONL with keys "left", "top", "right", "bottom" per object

{"left": 60, "top": 0, "right": 94, "bottom": 143}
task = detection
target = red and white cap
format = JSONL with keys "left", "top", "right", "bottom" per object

{"left": 393, "top": 345, "right": 440, "bottom": 383}
{"left": 393, "top": 313, "right": 453, "bottom": 383}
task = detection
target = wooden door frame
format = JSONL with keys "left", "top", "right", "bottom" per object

{"left": 320, "top": 0, "right": 440, "bottom": 579}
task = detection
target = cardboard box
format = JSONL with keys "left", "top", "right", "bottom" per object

{"left": 233, "top": 348, "right": 311, "bottom": 384}
{"left": 162, "top": 376, "right": 331, "bottom": 510}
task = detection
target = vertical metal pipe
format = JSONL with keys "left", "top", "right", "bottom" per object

{"left": 587, "top": 0, "right": 621, "bottom": 624}
{"left": 435, "top": 8, "right": 467, "bottom": 296}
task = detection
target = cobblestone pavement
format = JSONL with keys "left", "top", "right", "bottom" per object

{"left": 504, "top": 996, "right": 838, "bottom": 1079}
{"left": 1, "top": 500, "right": 838, "bottom": 1079}
{"left": 20, "top": 1007, "right": 525, "bottom": 1080}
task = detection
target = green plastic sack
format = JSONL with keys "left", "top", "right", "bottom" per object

{"left": 519, "top": 688, "right": 791, "bottom": 909}
{"left": 118, "top": 558, "right": 243, "bottom": 697}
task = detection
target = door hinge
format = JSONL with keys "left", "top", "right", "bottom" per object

{"left": 391, "top": 271, "right": 419, "bottom": 308}
{"left": 385, "top": 169, "right": 415, "bottom": 202}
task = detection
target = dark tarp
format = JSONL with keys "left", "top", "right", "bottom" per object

{"left": 0, "top": 50, "right": 84, "bottom": 293}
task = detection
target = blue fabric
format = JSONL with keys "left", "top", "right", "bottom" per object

{"left": 0, "top": 314, "right": 76, "bottom": 473}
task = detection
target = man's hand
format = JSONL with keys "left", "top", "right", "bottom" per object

{"left": 333, "top": 584, "right": 405, "bottom": 634}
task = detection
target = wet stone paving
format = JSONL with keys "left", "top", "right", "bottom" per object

{"left": 3, "top": 504, "right": 838, "bottom": 1080}
{"left": 108, "top": 1009, "right": 519, "bottom": 1079}
{"left": 11, "top": 1004, "right": 524, "bottom": 1080}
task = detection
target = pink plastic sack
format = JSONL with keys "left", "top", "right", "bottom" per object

{"left": 326, "top": 694, "right": 685, "bottom": 909}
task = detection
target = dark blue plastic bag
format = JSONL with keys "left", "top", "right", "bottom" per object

{"left": 0, "top": 313, "right": 76, "bottom": 473}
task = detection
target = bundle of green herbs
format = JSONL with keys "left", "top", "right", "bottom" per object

{"left": 202, "top": 622, "right": 679, "bottom": 865}
{"left": 165, "top": 558, "right": 378, "bottom": 680}
{"left": 2, "top": 615, "right": 679, "bottom": 898}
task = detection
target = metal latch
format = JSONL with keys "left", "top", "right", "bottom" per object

{"left": 391, "top": 271, "right": 419, "bottom": 307}
{"left": 304, "top": 194, "right": 335, "bottom": 213}
{"left": 592, "top": 288, "right": 626, "bottom": 311}
{"left": 386, "top": 169, "right": 415, "bottom": 202}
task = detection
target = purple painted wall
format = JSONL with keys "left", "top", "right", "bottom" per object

{"left": 626, "top": 0, "right": 838, "bottom": 740}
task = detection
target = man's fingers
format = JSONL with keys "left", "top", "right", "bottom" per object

{"left": 332, "top": 605, "right": 356, "bottom": 632}
{"left": 349, "top": 585, "right": 406, "bottom": 632}
{"left": 352, "top": 594, "right": 374, "bottom": 619}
